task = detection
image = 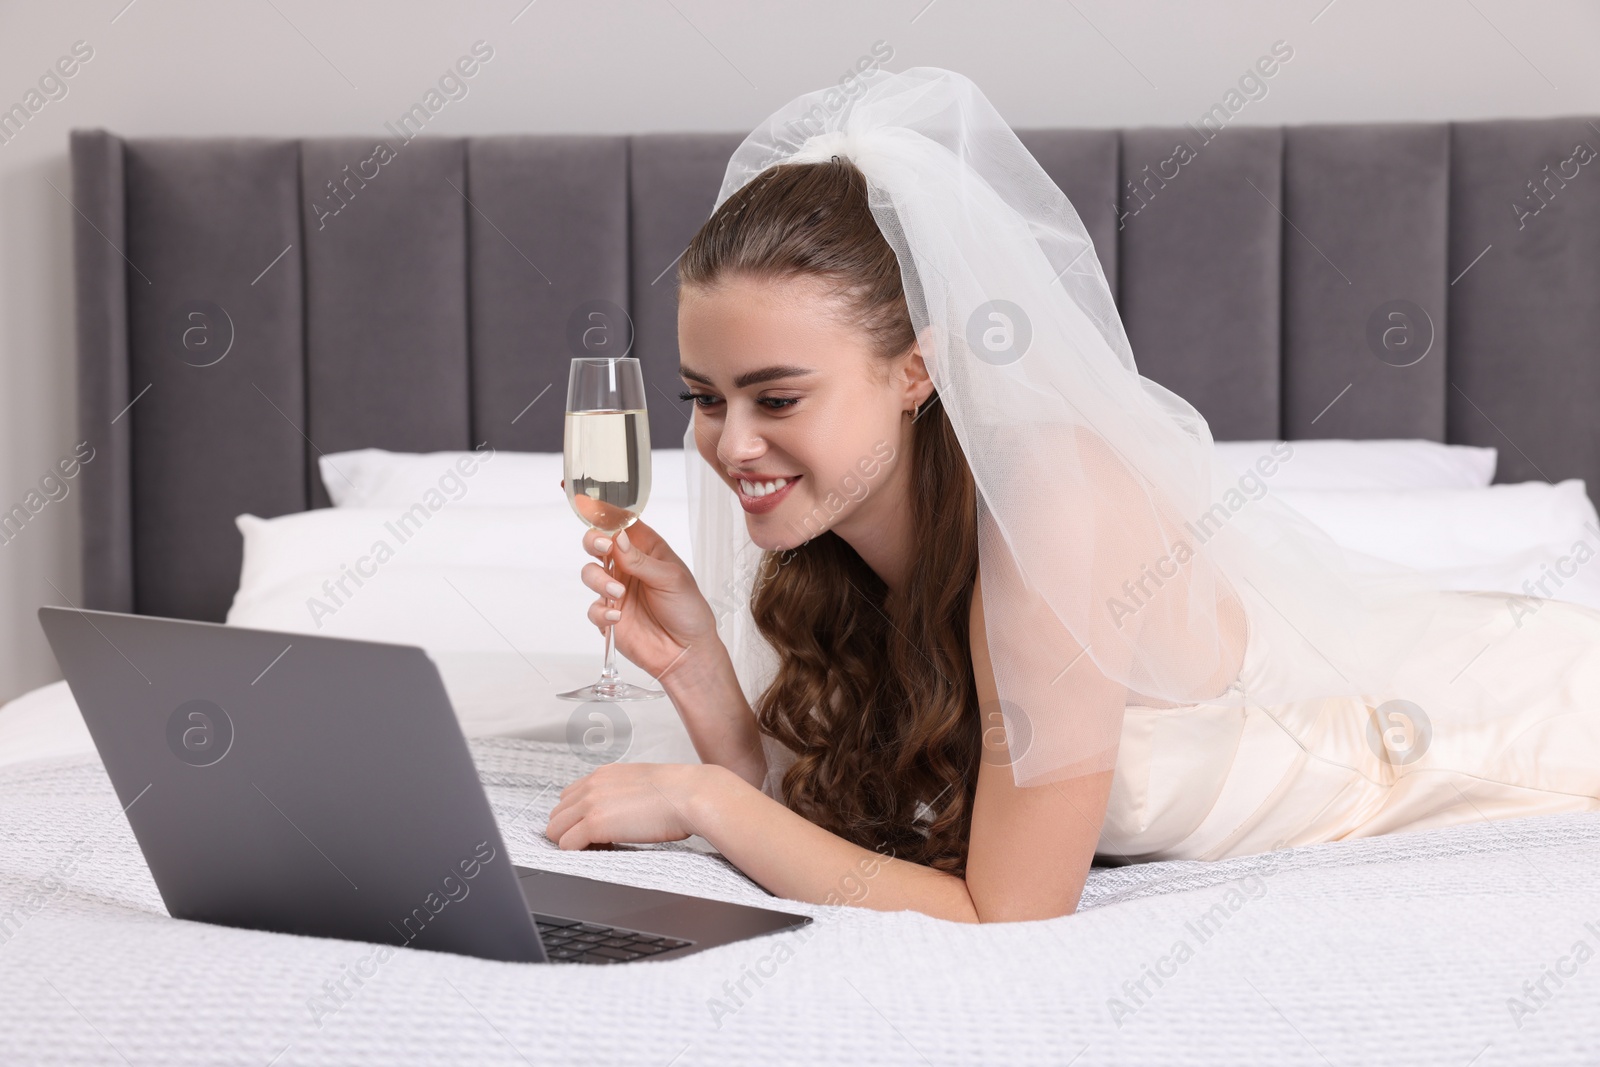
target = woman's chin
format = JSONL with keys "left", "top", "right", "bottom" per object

{"left": 744, "top": 522, "right": 799, "bottom": 553}
{"left": 743, "top": 512, "right": 811, "bottom": 553}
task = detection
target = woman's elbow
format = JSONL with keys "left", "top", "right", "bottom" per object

{"left": 968, "top": 888, "right": 1083, "bottom": 924}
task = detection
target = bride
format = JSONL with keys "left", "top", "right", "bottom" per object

{"left": 545, "top": 67, "right": 1600, "bottom": 921}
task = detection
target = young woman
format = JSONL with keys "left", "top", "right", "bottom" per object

{"left": 545, "top": 68, "right": 1600, "bottom": 921}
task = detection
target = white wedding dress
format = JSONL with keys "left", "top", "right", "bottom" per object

{"left": 1099, "top": 588, "right": 1600, "bottom": 862}
{"left": 698, "top": 66, "right": 1600, "bottom": 863}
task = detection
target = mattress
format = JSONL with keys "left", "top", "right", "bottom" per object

{"left": 2, "top": 735, "right": 1596, "bottom": 1065}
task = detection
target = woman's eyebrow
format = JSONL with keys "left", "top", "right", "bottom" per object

{"left": 678, "top": 364, "right": 816, "bottom": 389}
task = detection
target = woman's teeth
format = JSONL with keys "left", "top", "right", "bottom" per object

{"left": 740, "top": 477, "right": 790, "bottom": 498}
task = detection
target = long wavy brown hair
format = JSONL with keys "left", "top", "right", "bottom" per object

{"left": 678, "top": 157, "right": 981, "bottom": 874}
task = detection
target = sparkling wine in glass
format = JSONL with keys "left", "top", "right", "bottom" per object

{"left": 556, "top": 356, "right": 664, "bottom": 702}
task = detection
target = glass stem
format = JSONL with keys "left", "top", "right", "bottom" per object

{"left": 601, "top": 553, "right": 621, "bottom": 685}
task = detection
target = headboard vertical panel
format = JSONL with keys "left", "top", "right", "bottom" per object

{"left": 1282, "top": 123, "right": 1449, "bottom": 441}
{"left": 1449, "top": 117, "right": 1600, "bottom": 488}
{"left": 1015, "top": 129, "right": 1122, "bottom": 303}
{"left": 69, "top": 130, "right": 133, "bottom": 613}
{"left": 301, "top": 137, "right": 471, "bottom": 507}
{"left": 628, "top": 133, "right": 749, "bottom": 450}
{"left": 123, "top": 139, "right": 306, "bottom": 622}
{"left": 1116, "top": 126, "right": 1284, "bottom": 440}
{"left": 466, "top": 136, "right": 630, "bottom": 452}
{"left": 68, "top": 117, "right": 1600, "bottom": 620}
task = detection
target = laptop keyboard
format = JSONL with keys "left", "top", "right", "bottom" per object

{"left": 533, "top": 913, "right": 694, "bottom": 964}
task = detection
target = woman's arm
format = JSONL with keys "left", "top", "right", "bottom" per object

{"left": 544, "top": 760, "right": 978, "bottom": 919}
{"left": 657, "top": 635, "right": 768, "bottom": 789}
{"left": 577, "top": 522, "right": 768, "bottom": 788}
{"left": 694, "top": 617, "right": 1120, "bottom": 927}
{"left": 698, "top": 568, "right": 1115, "bottom": 920}
{"left": 963, "top": 567, "right": 1117, "bottom": 920}
{"left": 690, "top": 765, "right": 980, "bottom": 919}
{"left": 556, "top": 550, "right": 1120, "bottom": 927}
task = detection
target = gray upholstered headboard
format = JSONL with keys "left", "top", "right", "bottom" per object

{"left": 69, "top": 117, "right": 1600, "bottom": 623}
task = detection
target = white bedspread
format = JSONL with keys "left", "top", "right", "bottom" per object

{"left": 2, "top": 736, "right": 1596, "bottom": 1065}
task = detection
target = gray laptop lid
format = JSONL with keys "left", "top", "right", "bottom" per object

{"left": 38, "top": 606, "right": 546, "bottom": 964}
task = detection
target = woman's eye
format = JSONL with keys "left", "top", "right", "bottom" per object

{"left": 677, "top": 390, "right": 721, "bottom": 409}
{"left": 676, "top": 390, "right": 796, "bottom": 412}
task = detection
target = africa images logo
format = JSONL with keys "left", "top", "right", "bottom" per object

{"left": 165, "top": 699, "right": 234, "bottom": 767}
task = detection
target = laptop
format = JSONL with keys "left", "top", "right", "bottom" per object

{"left": 38, "top": 606, "right": 811, "bottom": 964}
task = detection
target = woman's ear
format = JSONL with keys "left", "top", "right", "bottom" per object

{"left": 899, "top": 337, "right": 935, "bottom": 413}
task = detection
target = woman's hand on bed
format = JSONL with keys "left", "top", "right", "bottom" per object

{"left": 580, "top": 519, "right": 716, "bottom": 681}
{"left": 544, "top": 762, "right": 723, "bottom": 849}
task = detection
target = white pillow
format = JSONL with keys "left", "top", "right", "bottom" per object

{"left": 1215, "top": 439, "right": 1496, "bottom": 490}
{"left": 319, "top": 447, "right": 690, "bottom": 507}
{"left": 228, "top": 502, "right": 693, "bottom": 654}
{"left": 1275, "top": 479, "right": 1600, "bottom": 610}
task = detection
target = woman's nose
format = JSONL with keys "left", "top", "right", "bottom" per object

{"left": 717, "top": 406, "right": 766, "bottom": 466}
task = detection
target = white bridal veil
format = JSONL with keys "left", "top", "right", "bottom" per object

{"left": 684, "top": 65, "right": 1456, "bottom": 787}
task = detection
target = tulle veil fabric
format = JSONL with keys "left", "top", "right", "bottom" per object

{"left": 683, "top": 65, "right": 1462, "bottom": 787}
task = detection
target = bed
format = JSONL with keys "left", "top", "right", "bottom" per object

{"left": 3, "top": 115, "right": 1599, "bottom": 1064}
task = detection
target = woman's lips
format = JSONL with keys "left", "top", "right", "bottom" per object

{"left": 736, "top": 475, "right": 800, "bottom": 514}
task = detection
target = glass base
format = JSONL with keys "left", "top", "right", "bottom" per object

{"left": 556, "top": 679, "right": 665, "bottom": 702}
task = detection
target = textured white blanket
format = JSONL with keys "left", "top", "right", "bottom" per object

{"left": 2, "top": 737, "right": 1596, "bottom": 1065}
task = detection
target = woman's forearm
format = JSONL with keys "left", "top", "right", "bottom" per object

{"left": 660, "top": 640, "right": 768, "bottom": 788}
{"left": 690, "top": 766, "right": 980, "bottom": 923}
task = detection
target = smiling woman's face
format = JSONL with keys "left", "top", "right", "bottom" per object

{"left": 677, "top": 272, "right": 929, "bottom": 552}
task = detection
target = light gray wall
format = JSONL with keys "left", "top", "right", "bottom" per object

{"left": 2, "top": 0, "right": 1597, "bottom": 702}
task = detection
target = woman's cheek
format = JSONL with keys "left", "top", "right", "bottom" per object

{"left": 692, "top": 418, "right": 721, "bottom": 469}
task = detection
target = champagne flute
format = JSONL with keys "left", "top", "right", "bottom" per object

{"left": 556, "top": 356, "right": 664, "bottom": 702}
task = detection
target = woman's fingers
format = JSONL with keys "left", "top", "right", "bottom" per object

{"left": 617, "top": 517, "right": 657, "bottom": 548}
{"left": 609, "top": 527, "right": 674, "bottom": 585}
{"left": 625, "top": 519, "right": 688, "bottom": 568}
{"left": 585, "top": 517, "right": 691, "bottom": 571}
{"left": 582, "top": 527, "right": 616, "bottom": 558}
{"left": 587, "top": 599, "right": 620, "bottom": 630}
{"left": 583, "top": 520, "right": 689, "bottom": 583}
{"left": 581, "top": 561, "right": 625, "bottom": 599}
{"left": 547, "top": 793, "right": 602, "bottom": 850}
{"left": 545, "top": 798, "right": 577, "bottom": 840}
{"left": 556, "top": 821, "right": 595, "bottom": 851}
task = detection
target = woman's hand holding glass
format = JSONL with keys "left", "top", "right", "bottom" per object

{"left": 573, "top": 515, "right": 768, "bottom": 787}
{"left": 578, "top": 518, "right": 718, "bottom": 682}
